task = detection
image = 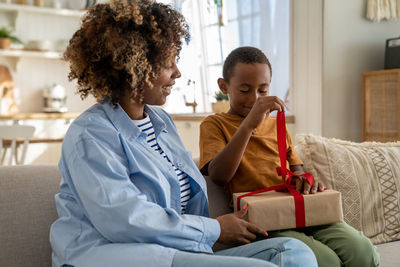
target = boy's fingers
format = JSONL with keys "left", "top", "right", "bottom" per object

{"left": 318, "top": 183, "right": 325, "bottom": 191}
{"left": 303, "top": 180, "right": 311, "bottom": 194}
{"left": 273, "top": 101, "right": 284, "bottom": 112}
{"left": 311, "top": 183, "right": 318, "bottom": 194}
{"left": 259, "top": 96, "right": 285, "bottom": 112}
{"left": 295, "top": 177, "right": 303, "bottom": 193}
{"left": 277, "top": 99, "right": 286, "bottom": 112}
{"left": 273, "top": 97, "right": 286, "bottom": 112}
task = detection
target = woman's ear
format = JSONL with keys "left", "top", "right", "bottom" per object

{"left": 217, "top": 78, "right": 229, "bottom": 94}
{"left": 109, "top": 58, "right": 124, "bottom": 71}
{"left": 111, "top": 63, "right": 124, "bottom": 70}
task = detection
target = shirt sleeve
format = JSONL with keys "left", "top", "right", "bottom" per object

{"left": 286, "top": 127, "right": 303, "bottom": 166}
{"left": 199, "top": 117, "right": 227, "bottom": 175}
{"left": 64, "top": 136, "right": 220, "bottom": 254}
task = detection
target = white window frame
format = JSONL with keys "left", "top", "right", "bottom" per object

{"left": 172, "top": 0, "right": 324, "bottom": 134}
{"left": 196, "top": 0, "right": 292, "bottom": 113}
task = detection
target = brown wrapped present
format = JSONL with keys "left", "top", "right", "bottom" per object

{"left": 233, "top": 189, "right": 343, "bottom": 231}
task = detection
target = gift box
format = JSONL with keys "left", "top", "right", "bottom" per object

{"left": 233, "top": 189, "right": 344, "bottom": 231}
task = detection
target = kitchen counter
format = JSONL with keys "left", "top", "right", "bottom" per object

{"left": 172, "top": 113, "right": 295, "bottom": 123}
{"left": 0, "top": 112, "right": 209, "bottom": 121}
{"left": 0, "top": 112, "right": 294, "bottom": 122}
{"left": 0, "top": 112, "right": 295, "bottom": 164}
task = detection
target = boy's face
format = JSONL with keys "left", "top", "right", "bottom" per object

{"left": 219, "top": 62, "right": 271, "bottom": 118}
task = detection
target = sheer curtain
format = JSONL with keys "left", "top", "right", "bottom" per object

{"left": 161, "top": 0, "right": 291, "bottom": 114}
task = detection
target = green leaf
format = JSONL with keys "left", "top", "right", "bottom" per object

{"left": 214, "top": 91, "right": 229, "bottom": 101}
{"left": 0, "top": 27, "right": 22, "bottom": 44}
{"left": 214, "top": 0, "right": 222, "bottom": 8}
{"left": 9, "top": 36, "right": 22, "bottom": 44}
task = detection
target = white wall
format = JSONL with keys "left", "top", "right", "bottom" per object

{"left": 292, "top": 0, "right": 323, "bottom": 137}
{"left": 322, "top": 0, "right": 400, "bottom": 141}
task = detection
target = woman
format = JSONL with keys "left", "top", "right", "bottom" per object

{"left": 50, "top": 1, "right": 317, "bottom": 266}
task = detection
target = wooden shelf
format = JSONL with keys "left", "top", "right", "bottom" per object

{"left": 0, "top": 3, "right": 85, "bottom": 17}
{"left": 0, "top": 49, "right": 62, "bottom": 59}
{"left": 0, "top": 112, "right": 80, "bottom": 120}
{"left": 0, "top": 49, "right": 64, "bottom": 71}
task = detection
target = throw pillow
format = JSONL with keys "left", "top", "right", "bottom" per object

{"left": 295, "top": 134, "right": 400, "bottom": 245}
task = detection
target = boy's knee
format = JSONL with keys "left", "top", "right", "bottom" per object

{"left": 313, "top": 245, "right": 341, "bottom": 267}
{"left": 341, "top": 234, "right": 380, "bottom": 267}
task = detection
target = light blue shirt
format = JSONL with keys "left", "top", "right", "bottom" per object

{"left": 50, "top": 102, "right": 220, "bottom": 267}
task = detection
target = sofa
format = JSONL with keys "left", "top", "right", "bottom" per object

{"left": 1, "top": 150, "right": 399, "bottom": 266}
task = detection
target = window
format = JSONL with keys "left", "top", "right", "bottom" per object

{"left": 161, "top": 0, "right": 291, "bottom": 114}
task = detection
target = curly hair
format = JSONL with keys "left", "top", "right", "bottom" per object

{"left": 223, "top": 46, "right": 272, "bottom": 82}
{"left": 64, "top": 0, "right": 190, "bottom": 105}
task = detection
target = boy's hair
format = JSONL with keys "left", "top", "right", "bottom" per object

{"left": 64, "top": 0, "right": 189, "bottom": 105}
{"left": 222, "top": 46, "right": 272, "bottom": 82}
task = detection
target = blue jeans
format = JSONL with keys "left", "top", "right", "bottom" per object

{"left": 172, "top": 237, "right": 317, "bottom": 267}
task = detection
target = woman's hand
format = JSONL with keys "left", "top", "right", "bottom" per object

{"left": 216, "top": 205, "right": 266, "bottom": 245}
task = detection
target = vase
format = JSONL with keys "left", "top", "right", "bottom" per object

{"left": 0, "top": 38, "right": 11, "bottom": 49}
{"left": 211, "top": 101, "right": 230, "bottom": 113}
{"left": 34, "top": 0, "right": 44, "bottom": 6}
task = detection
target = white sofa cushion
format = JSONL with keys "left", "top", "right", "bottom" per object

{"left": 295, "top": 134, "right": 400, "bottom": 245}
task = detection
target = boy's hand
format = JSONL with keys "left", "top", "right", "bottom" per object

{"left": 290, "top": 165, "right": 324, "bottom": 194}
{"left": 243, "top": 96, "right": 286, "bottom": 130}
{"left": 292, "top": 174, "right": 325, "bottom": 194}
{"left": 216, "top": 205, "right": 267, "bottom": 245}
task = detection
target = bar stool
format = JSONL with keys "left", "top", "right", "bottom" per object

{"left": 0, "top": 125, "right": 35, "bottom": 165}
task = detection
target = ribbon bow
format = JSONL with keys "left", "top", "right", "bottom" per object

{"left": 236, "top": 111, "right": 314, "bottom": 228}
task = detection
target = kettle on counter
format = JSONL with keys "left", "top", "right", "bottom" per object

{"left": 43, "top": 84, "right": 68, "bottom": 113}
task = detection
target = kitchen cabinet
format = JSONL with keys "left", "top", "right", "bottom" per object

{"left": 0, "top": 2, "right": 94, "bottom": 114}
{"left": 172, "top": 116, "right": 204, "bottom": 159}
{"left": 0, "top": 3, "right": 84, "bottom": 68}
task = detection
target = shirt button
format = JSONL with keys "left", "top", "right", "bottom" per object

{"left": 177, "top": 162, "right": 183, "bottom": 168}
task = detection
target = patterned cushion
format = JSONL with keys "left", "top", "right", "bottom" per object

{"left": 295, "top": 134, "right": 400, "bottom": 245}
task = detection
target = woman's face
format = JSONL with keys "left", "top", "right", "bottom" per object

{"left": 142, "top": 57, "right": 181, "bottom": 106}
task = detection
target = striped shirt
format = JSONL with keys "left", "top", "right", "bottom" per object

{"left": 133, "top": 115, "right": 191, "bottom": 214}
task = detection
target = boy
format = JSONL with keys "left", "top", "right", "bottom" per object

{"left": 199, "top": 46, "right": 379, "bottom": 267}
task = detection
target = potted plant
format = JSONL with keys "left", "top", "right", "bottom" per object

{"left": 211, "top": 91, "right": 230, "bottom": 113}
{"left": 0, "top": 27, "right": 22, "bottom": 50}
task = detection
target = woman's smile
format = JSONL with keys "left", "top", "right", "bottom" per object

{"left": 162, "top": 82, "right": 175, "bottom": 96}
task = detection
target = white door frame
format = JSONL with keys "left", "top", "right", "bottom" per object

{"left": 291, "top": 0, "right": 323, "bottom": 136}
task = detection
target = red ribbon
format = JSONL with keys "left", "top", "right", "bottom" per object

{"left": 236, "top": 111, "right": 314, "bottom": 228}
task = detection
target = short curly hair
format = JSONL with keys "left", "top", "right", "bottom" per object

{"left": 64, "top": 0, "right": 190, "bottom": 105}
{"left": 223, "top": 46, "right": 272, "bottom": 82}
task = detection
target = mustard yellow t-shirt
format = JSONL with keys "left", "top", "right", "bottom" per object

{"left": 199, "top": 112, "right": 302, "bottom": 199}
